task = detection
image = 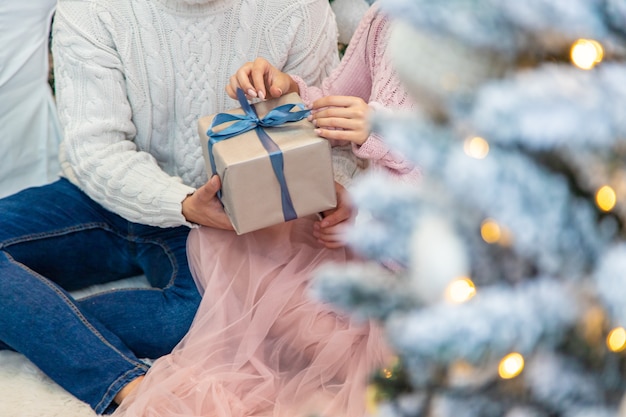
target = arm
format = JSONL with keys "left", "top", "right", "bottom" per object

{"left": 53, "top": 4, "right": 195, "bottom": 228}
{"left": 303, "top": 6, "right": 420, "bottom": 183}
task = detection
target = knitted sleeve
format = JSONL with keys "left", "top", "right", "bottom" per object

{"left": 53, "top": 2, "right": 195, "bottom": 228}
{"left": 293, "top": 5, "right": 420, "bottom": 185}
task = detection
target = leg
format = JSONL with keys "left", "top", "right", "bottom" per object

{"left": 77, "top": 222, "right": 201, "bottom": 359}
{"left": 0, "top": 180, "right": 157, "bottom": 413}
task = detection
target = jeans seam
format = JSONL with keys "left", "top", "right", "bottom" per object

{"left": 5, "top": 252, "right": 148, "bottom": 370}
{"left": 126, "top": 235, "right": 180, "bottom": 290}
{"left": 2, "top": 223, "right": 181, "bottom": 290}
{"left": 153, "top": 238, "right": 179, "bottom": 289}
{"left": 0, "top": 222, "right": 110, "bottom": 249}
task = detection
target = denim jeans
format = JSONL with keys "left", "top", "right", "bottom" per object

{"left": 0, "top": 178, "right": 201, "bottom": 414}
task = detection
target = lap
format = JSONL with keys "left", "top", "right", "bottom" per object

{"left": 0, "top": 178, "right": 190, "bottom": 291}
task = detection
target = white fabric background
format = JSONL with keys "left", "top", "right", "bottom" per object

{"left": 0, "top": 0, "right": 61, "bottom": 198}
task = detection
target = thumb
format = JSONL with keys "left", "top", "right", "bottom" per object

{"left": 320, "top": 206, "right": 350, "bottom": 228}
{"left": 205, "top": 175, "right": 222, "bottom": 195}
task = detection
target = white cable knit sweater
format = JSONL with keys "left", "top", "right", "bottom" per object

{"left": 52, "top": 0, "right": 340, "bottom": 228}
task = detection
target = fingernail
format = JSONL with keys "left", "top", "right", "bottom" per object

{"left": 247, "top": 89, "right": 257, "bottom": 97}
{"left": 314, "top": 129, "right": 321, "bottom": 135}
{"left": 307, "top": 115, "right": 312, "bottom": 121}
{"left": 258, "top": 90, "right": 265, "bottom": 100}
{"left": 276, "top": 88, "right": 283, "bottom": 96}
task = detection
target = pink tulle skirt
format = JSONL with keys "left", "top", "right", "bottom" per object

{"left": 113, "top": 215, "right": 391, "bottom": 417}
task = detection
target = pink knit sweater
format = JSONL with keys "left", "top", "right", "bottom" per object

{"left": 293, "top": 4, "right": 420, "bottom": 184}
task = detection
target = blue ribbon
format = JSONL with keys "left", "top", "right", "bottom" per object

{"left": 206, "top": 88, "right": 311, "bottom": 222}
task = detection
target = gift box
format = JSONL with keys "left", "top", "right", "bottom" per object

{"left": 198, "top": 90, "right": 337, "bottom": 234}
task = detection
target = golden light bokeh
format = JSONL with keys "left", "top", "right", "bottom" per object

{"left": 463, "top": 136, "right": 490, "bottom": 159}
{"left": 445, "top": 277, "right": 476, "bottom": 303}
{"left": 571, "top": 39, "right": 604, "bottom": 70}
{"left": 580, "top": 305, "right": 606, "bottom": 345}
{"left": 607, "top": 327, "right": 626, "bottom": 352}
{"left": 365, "top": 384, "right": 380, "bottom": 415}
{"left": 595, "top": 185, "right": 617, "bottom": 212}
{"left": 480, "top": 219, "right": 501, "bottom": 244}
{"left": 498, "top": 352, "right": 525, "bottom": 379}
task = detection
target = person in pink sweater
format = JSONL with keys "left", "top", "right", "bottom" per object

{"left": 113, "top": 5, "right": 418, "bottom": 417}
{"left": 228, "top": 3, "right": 419, "bottom": 248}
{"left": 229, "top": 3, "right": 418, "bottom": 180}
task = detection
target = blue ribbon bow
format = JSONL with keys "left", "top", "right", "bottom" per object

{"left": 206, "top": 88, "right": 311, "bottom": 222}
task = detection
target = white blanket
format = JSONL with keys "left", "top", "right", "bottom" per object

{"left": 0, "top": 350, "right": 96, "bottom": 417}
{"left": 0, "top": 276, "right": 149, "bottom": 417}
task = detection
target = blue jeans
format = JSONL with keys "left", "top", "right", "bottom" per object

{"left": 0, "top": 179, "right": 201, "bottom": 414}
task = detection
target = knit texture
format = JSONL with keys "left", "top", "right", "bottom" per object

{"left": 52, "top": 0, "right": 339, "bottom": 227}
{"left": 293, "top": 4, "right": 419, "bottom": 184}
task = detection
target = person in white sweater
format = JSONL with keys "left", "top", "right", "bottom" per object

{"left": 0, "top": 0, "right": 344, "bottom": 414}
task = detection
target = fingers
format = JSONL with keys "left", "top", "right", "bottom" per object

{"left": 313, "top": 221, "right": 348, "bottom": 249}
{"left": 320, "top": 182, "right": 354, "bottom": 226}
{"left": 250, "top": 59, "right": 271, "bottom": 100}
{"left": 205, "top": 174, "right": 221, "bottom": 195}
{"left": 310, "top": 98, "right": 369, "bottom": 121}
{"left": 226, "top": 58, "right": 270, "bottom": 100}
{"left": 308, "top": 95, "right": 370, "bottom": 145}
{"left": 181, "top": 176, "right": 235, "bottom": 230}
{"left": 226, "top": 58, "right": 292, "bottom": 101}
{"left": 320, "top": 205, "right": 353, "bottom": 229}
{"left": 226, "top": 62, "right": 254, "bottom": 99}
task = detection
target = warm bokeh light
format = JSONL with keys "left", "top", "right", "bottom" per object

{"left": 464, "top": 136, "right": 490, "bottom": 159}
{"left": 596, "top": 185, "right": 617, "bottom": 212}
{"left": 571, "top": 39, "right": 604, "bottom": 70}
{"left": 480, "top": 219, "right": 501, "bottom": 244}
{"left": 498, "top": 352, "right": 525, "bottom": 379}
{"left": 445, "top": 277, "right": 476, "bottom": 303}
{"left": 607, "top": 327, "right": 626, "bottom": 352}
{"left": 581, "top": 305, "right": 606, "bottom": 345}
{"left": 365, "top": 384, "right": 379, "bottom": 415}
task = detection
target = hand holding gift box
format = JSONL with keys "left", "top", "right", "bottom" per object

{"left": 198, "top": 89, "right": 337, "bottom": 234}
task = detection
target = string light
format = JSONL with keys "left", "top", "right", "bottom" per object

{"left": 571, "top": 39, "right": 604, "bottom": 70}
{"left": 445, "top": 277, "right": 476, "bottom": 303}
{"left": 381, "top": 367, "right": 394, "bottom": 379}
{"left": 607, "top": 327, "right": 626, "bottom": 352}
{"left": 463, "top": 136, "right": 489, "bottom": 159}
{"left": 480, "top": 218, "right": 501, "bottom": 244}
{"left": 595, "top": 185, "right": 617, "bottom": 212}
{"left": 498, "top": 352, "right": 524, "bottom": 379}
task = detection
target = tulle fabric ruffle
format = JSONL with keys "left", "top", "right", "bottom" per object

{"left": 113, "top": 215, "right": 392, "bottom": 417}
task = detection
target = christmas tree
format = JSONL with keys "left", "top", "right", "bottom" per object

{"left": 312, "top": 1, "right": 626, "bottom": 416}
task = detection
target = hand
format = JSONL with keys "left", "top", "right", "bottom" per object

{"left": 181, "top": 175, "right": 234, "bottom": 230}
{"left": 309, "top": 95, "right": 371, "bottom": 146}
{"left": 226, "top": 57, "right": 299, "bottom": 101}
{"left": 313, "top": 182, "right": 355, "bottom": 249}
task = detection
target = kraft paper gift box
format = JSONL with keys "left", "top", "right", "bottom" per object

{"left": 198, "top": 90, "right": 336, "bottom": 235}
